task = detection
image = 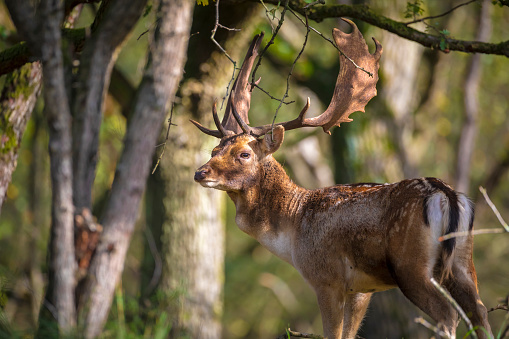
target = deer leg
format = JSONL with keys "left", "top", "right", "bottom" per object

{"left": 341, "top": 292, "right": 372, "bottom": 339}
{"left": 315, "top": 287, "right": 345, "bottom": 339}
{"left": 443, "top": 264, "right": 492, "bottom": 339}
{"left": 394, "top": 268, "right": 459, "bottom": 337}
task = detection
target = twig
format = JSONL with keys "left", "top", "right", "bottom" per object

{"left": 270, "top": 11, "right": 310, "bottom": 136}
{"left": 439, "top": 228, "right": 505, "bottom": 241}
{"left": 430, "top": 277, "right": 478, "bottom": 339}
{"left": 479, "top": 186, "right": 509, "bottom": 232}
{"left": 405, "top": 0, "right": 479, "bottom": 25}
{"left": 251, "top": 0, "right": 290, "bottom": 85}
{"left": 415, "top": 316, "right": 451, "bottom": 338}
{"left": 137, "top": 18, "right": 161, "bottom": 41}
{"left": 260, "top": 0, "right": 279, "bottom": 32}
{"left": 210, "top": 0, "right": 238, "bottom": 108}
{"left": 151, "top": 102, "right": 176, "bottom": 174}
{"left": 488, "top": 304, "right": 508, "bottom": 312}
{"left": 288, "top": 8, "right": 373, "bottom": 78}
{"left": 253, "top": 84, "right": 295, "bottom": 105}
{"left": 276, "top": 328, "right": 325, "bottom": 339}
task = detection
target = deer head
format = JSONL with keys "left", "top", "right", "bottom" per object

{"left": 193, "top": 18, "right": 382, "bottom": 191}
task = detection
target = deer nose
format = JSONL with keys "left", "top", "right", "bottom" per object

{"left": 194, "top": 168, "right": 210, "bottom": 182}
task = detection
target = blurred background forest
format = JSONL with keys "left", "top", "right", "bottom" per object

{"left": 0, "top": 0, "right": 508, "bottom": 338}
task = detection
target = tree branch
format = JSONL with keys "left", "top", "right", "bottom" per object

{"left": 430, "top": 278, "right": 477, "bottom": 339}
{"left": 248, "top": 0, "right": 509, "bottom": 57}
{"left": 36, "top": 0, "right": 77, "bottom": 333}
{"left": 0, "top": 28, "right": 86, "bottom": 76}
{"left": 71, "top": 0, "right": 148, "bottom": 210}
{"left": 2, "top": 1, "right": 508, "bottom": 80}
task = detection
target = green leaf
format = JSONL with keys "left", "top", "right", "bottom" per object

{"left": 439, "top": 38, "right": 448, "bottom": 51}
{"left": 440, "top": 29, "right": 450, "bottom": 36}
{"left": 196, "top": 0, "right": 209, "bottom": 5}
{"left": 404, "top": 0, "right": 425, "bottom": 19}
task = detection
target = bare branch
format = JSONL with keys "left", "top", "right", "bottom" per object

{"left": 270, "top": 10, "right": 310, "bottom": 134}
{"left": 289, "top": 8, "right": 373, "bottom": 77}
{"left": 430, "top": 278, "right": 477, "bottom": 339}
{"left": 211, "top": 0, "right": 238, "bottom": 108}
{"left": 404, "top": 0, "right": 479, "bottom": 25}
{"left": 252, "top": 83, "right": 295, "bottom": 105}
{"left": 152, "top": 102, "right": 177, "bottom": 174}
{"left": 276, "top": 328, "right": 325, "bottom": 339}
{"left": 488, "top": 304, "right": 508, "bottom": 312}
{"left": 479, "top": 186, "right": 509, "bottom": 232}
{"left": 415, "top": 316, "right": 451, "bottom": 338}
{"left": 439, "top": 228, "right": 506, "bottom": 242}
{"left": 251, "top": 0, "right": 290, "bottom": 85}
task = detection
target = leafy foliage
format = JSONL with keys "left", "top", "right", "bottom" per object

{"left": 404, "top": 0, "right": 425, "bottom": 19}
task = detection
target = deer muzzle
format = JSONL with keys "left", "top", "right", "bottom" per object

{"left": 194, "top": 165, "right": 218, "bottom": 188}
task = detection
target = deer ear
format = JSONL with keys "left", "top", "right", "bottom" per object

{"left": 262, "top": 125, "right": 285, "bottom": 155}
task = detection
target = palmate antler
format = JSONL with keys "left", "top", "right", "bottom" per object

{"left": 191, "top": 18, "right": 382, "bottom": 138}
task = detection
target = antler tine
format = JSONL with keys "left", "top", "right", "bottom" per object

{"left": 247, "top": 98, "right": 312, "bottom": 137}
{"left": 212, "top": 100, "right": 228, "bottom": 137}
{"left": 189, "top": 100, "right": 235, "bottom": 139}
{"left": 189, "top": 119, "right": 224, "bottom": 138}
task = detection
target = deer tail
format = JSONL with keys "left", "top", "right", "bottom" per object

{"left": 425, "top": 183, "right": 474, "bottom": 283}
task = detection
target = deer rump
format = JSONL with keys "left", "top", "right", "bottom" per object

{"left": 192, "top": 19, "right": 492, "bottom": 339}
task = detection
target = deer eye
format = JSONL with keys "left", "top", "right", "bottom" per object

{"left": 239, "top": 152, "right": 251, "bottom": 159}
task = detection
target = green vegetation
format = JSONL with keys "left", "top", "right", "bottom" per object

{"left": 0, "top": 0, "right": 508, "bottom": 338}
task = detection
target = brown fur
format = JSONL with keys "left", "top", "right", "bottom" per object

{"left": 194, "top": 126, "right": 492, "bottom": 339}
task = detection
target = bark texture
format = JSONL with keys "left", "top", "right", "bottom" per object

{"left": 152, "top": 120, "right": 225, "bottom": 339}
{"left": 144, "top": 5, "right": 258, "bottom": 338}
{"left": 77, "top": 0, "right": 195, "bottom": 337}
{"left": 71, "top": 0, "right": 148, "bottom": 210}
{"left": 38, "top": 0, "right": 77, "bottom": 332}
{"left": 0, "top": 62, "right": 42, "bottom": 211}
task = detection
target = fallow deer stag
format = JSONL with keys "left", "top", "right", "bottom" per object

{"left": 192, "top": 19, "right": 492, "bottom": 339}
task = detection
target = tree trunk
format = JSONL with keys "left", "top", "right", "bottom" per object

{"left": 144, "top": 5, "right": 258, "bottom": 338}
{"left": 71, "top": 0, "right": 148, "bottom": 210}
{"left": 0, "top": 62, "right": 42, "bottom": 212}
{"left": 34, "top": 0, "right": 77, "bottom": 333}
{"left": 150, "top": 117, "right": 225, "bottom": 339}
{"left": 77, "top": 0, "right": 195, "bottom": 337}
{"left": 455, "top": 0, "right": 492, "bottom": 194}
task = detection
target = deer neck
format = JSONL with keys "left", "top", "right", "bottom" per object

{"left": 227, "top": 156, "right": 306, "bottom": 241}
